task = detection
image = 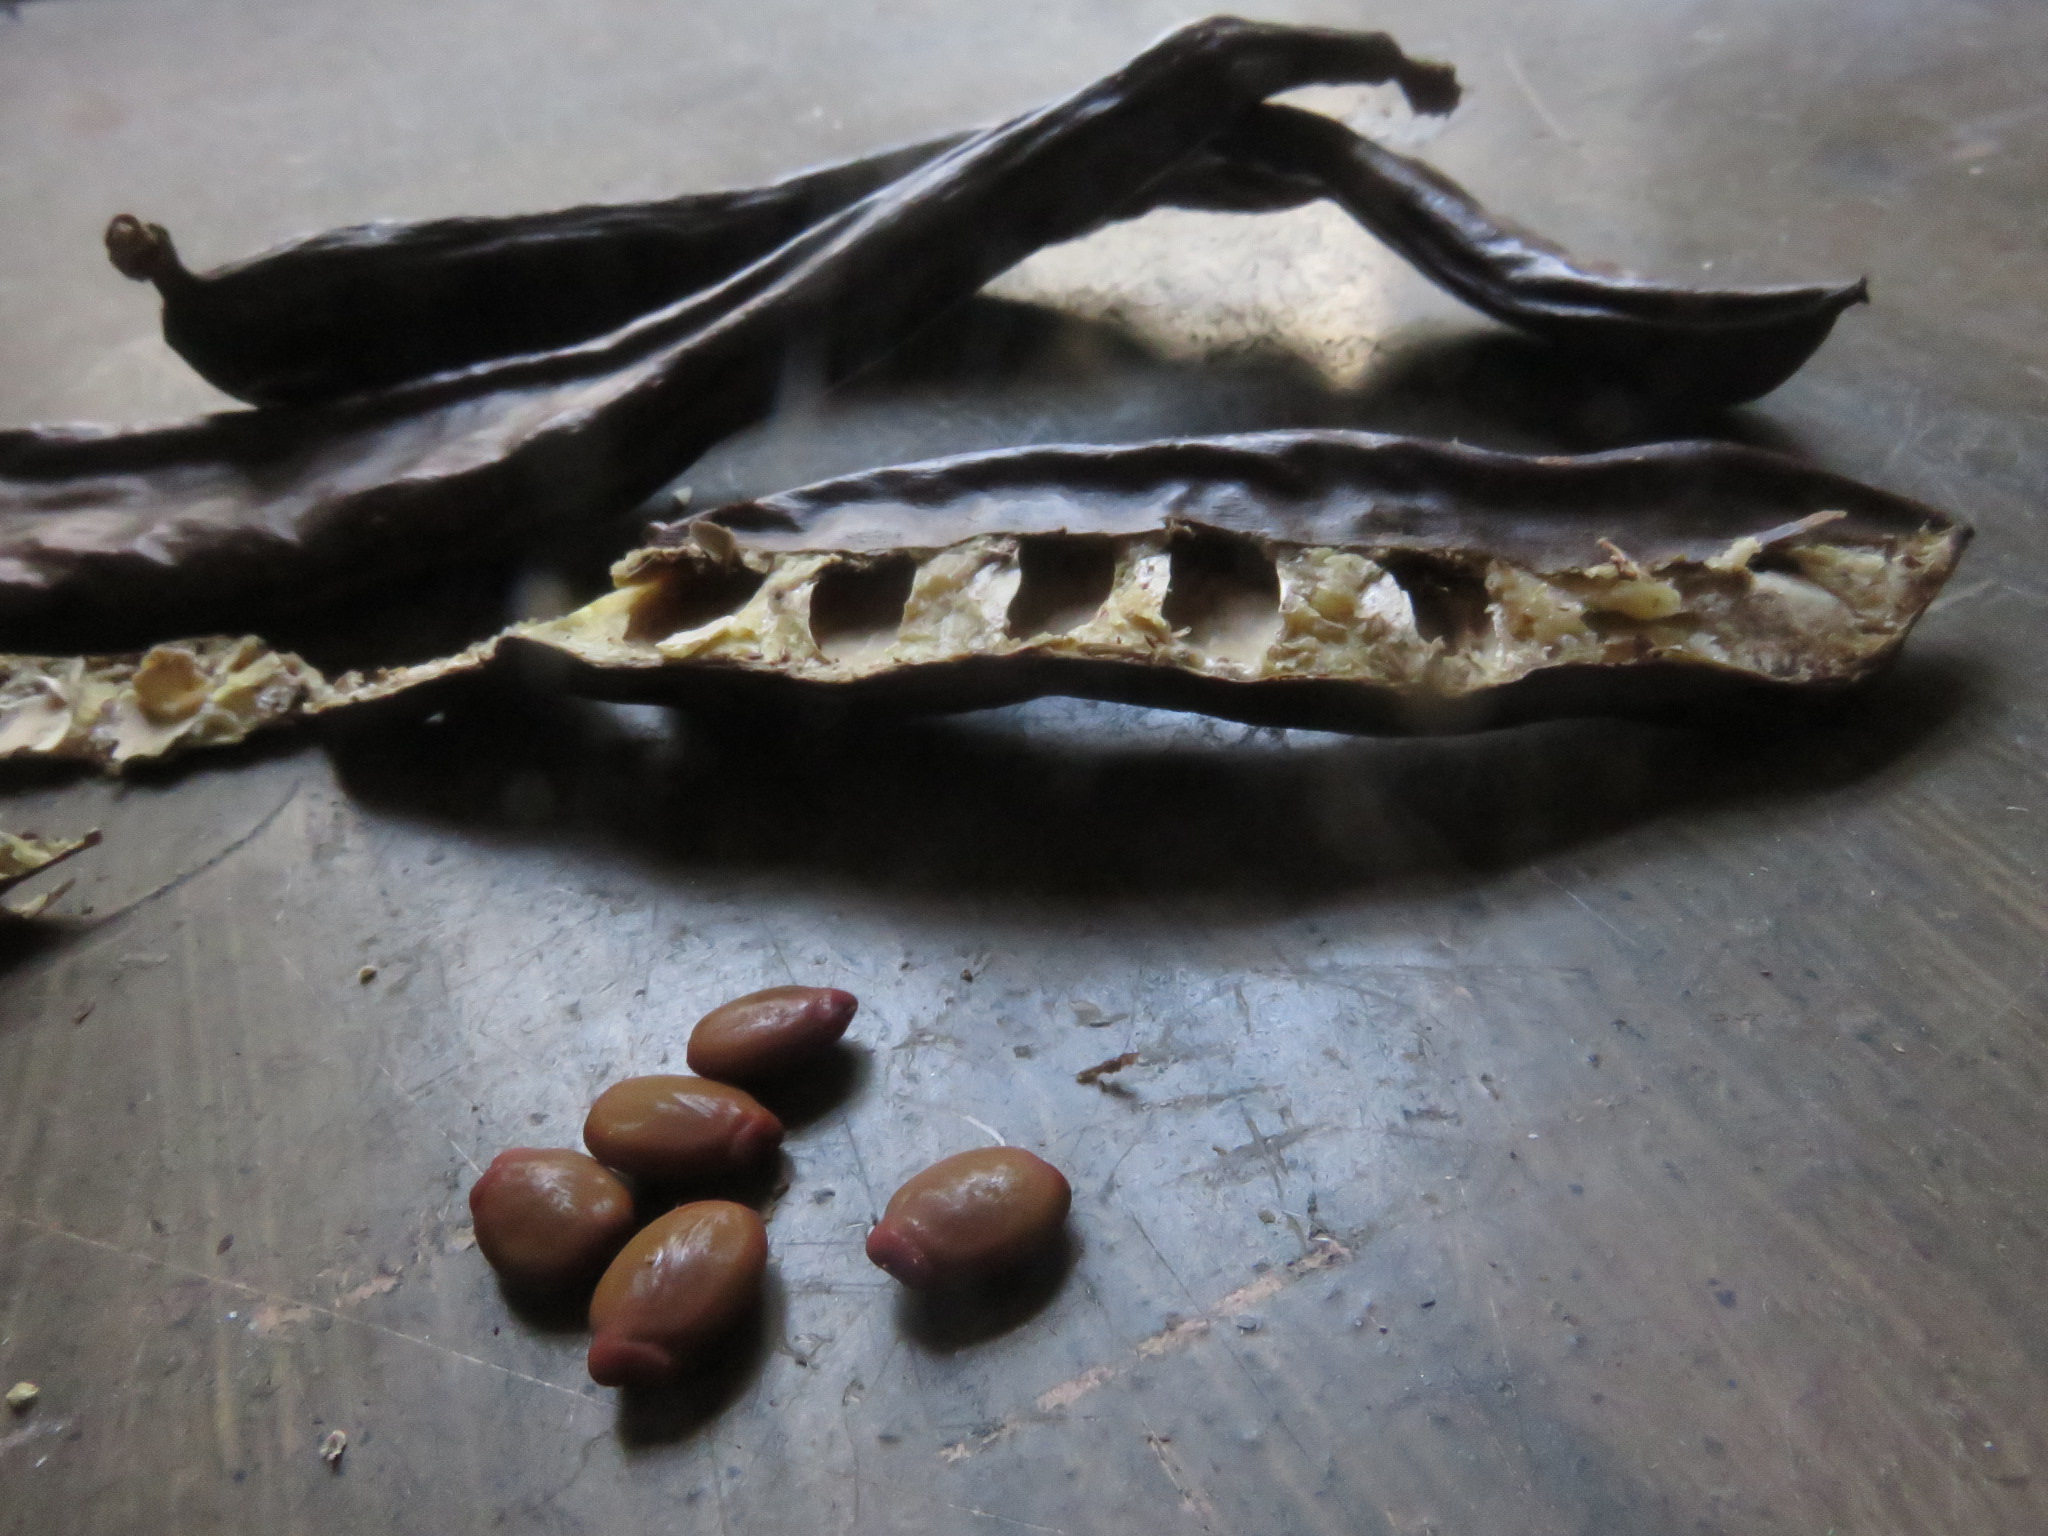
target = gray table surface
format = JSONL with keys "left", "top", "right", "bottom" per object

{"left": 2, "top": 1, "right": 2045, "bottom": 1532}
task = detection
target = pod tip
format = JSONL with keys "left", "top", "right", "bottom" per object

{"left": 104, "top": 214, "right": 180, "bottom": 284}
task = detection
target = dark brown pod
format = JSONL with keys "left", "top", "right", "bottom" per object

{"left": 2, "top": 19, "right": 1458, "bottom": 652}
{"left": 586, "top": 1200, "right": 768, "bottom": 1386}
{"left": 866, "top": 1147, "right": 1072, "bottom": 1289}
{"left": 582, "top": 1075, "right": 783, "bottom": 1184}
{"left": 686, "top": 986, "right": 858, "bottom": 1084}
{"left": 466, "top": 1147, "right": 637, "bottom": 1298}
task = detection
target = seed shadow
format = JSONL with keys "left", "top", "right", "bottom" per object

{"left": 497, "top": 1275, "right": 597, "bottom": 1337}
{"left": 741, "top": 1041, "right": 869, "bottom": 1135}
{"left": 627, "top": 1150, "right": 791, "bottom": 1222}
{"left": 893, "top": 1226, "right": 1079, "bottom": 1354}
{"left": 320, "top": 649, "right": 1981, "bottom": 909}
{"left": 613, "top": 1272, "right": 779, "bottom": 1449}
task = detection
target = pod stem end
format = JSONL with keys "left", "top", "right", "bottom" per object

{"left": 104, "top": 214, "right": 184, "bottom": 285}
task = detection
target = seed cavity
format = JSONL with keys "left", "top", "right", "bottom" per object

{"left": 809, "top": 556, "right": 918, "bottom": 664}
{"left": 1007, "top": 536, "right": 1120, "bottom": 640}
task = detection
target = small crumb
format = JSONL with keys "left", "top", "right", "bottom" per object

{"left": 71, "top": 1002, "right": 96, "bottom": 1026}
{"left": 357, "top": 966, "right": 377, "bottom": 984}
{"left": 1256, "top": 1208, "right": 1277, "bottom": 1224}
{"left": 1234, "top": 1315, "right": 1263, "bottom": 1333}
{"left": 6, "top": 1381, "right": 38, "bottom": 1411}
{"left": 319, "top": 1429, "right": 348, "bottom": 1469}
{"left": 217, "top": 1234, "right": 235, "bottom": 1256}
{"left": 1076, "top": 1051, "right": 1140, "bottom": 1087}
{"left": 1419, "top": 1299, "right": 1436, "bottom": 1310}
{"left": 960, "top": 969, "right": 973, "bottom": 983}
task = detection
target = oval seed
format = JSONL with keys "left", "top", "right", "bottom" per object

{"left": 583, "top": 1075, "right": 783, "bottom": 1184}
{"left": 587, "top": 1201, "right": 768, "bottom": 1386}
{"left": 468, "top": 1148, "right": 636, "bottom": 1297}
{"left": 686, "top": 986, "right": 858, "bottom": 1084}
{"left": 865, "top": 1147, "right": 1071, "bottom": 1289}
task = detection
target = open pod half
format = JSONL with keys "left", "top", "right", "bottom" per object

{"left": 327, "top": 431, "right": 1967, "bottom": 737}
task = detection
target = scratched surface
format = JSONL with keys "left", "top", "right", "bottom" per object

{"left": 3, "top": 1, "right": 2047, "bottom": 1532}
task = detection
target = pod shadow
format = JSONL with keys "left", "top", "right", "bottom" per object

{"left": 320, "top": 648, "right": 1982, "bottom": 909}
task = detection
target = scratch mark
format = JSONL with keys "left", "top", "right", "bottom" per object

{"left": 938, "top": 1234, "right": 1352, "bottom": 1461}
{"left": 84, "top": 779, "right": 304, "bottom": 932}
{"left": 1533, "top": 866, "right": 1636, "bottom": 949}
{"left": 0, "top": 1416, "right": 72, "bottom": 1458}
{"left": 1035, "top": 1366, "right": 1116, "bottom": 1412}
{"left": 1135, "top": 1317, "right": 1212, "bottom": 1357}
{"left": 1, "top": 1208, "right": 593, "bottom": 1407}
{"left": 1242, "top": 1109, "right": 1291, "bottom": 1203}
{"left": 942, "top": 1502, "right": 1067, "bottom": 1533}
{"left": 1500, "top": 44, "right": 1578, "bottom": 148}
{"left": 378, "top": 1063, "right": 483, "bottom": 1175}
{"left": 338, "top": 1271, "right": 402, "bottom": 1306}
{"left": 950, "top": 1112, "right": 1006, "bottom": 1147}
{"left": 1145, "top": 1432, "right": 1220, "bottom": 1529}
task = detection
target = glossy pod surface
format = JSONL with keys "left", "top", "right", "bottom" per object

{"left": 0, "top": 19, "right": 1458, "bottom": 652}
{"left": 587, "top": 1201, "right": 768, "bottom": 1387}
{"left": 866, "top": 1148, "right": 1072, "bottom": 1289}
{"left": 686, "top": 986, "right": 858, "bottom": 1084}
{"left": 467, "top": 1148, "right": 637, "bottom": 1297}
{"left": 583, "top": 1075, "right": 783, "bottom": 1184}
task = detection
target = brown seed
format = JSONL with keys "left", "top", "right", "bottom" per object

{"left": 865, "top": 1147, "right": 1071, "bottom": 1289}
{"left": 583, "top": 1075, "right": 783, "bottom": 1184}
{"left": 468, "top": 1148, "right": 636, "bottom": 1298}
{"left": 587, "top": 1201, "right": 768, "bottom": 1386}
{"left": 686, "top": 986, "right": 858, "bottom": 1084}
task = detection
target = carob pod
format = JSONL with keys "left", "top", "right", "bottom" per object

{"left": 0, "top": 430, "right": 1970, "bottom": 771}
{"left": 102, "top": 134, "right": 974, "bottom": 407}
{"left": 467, "top": 1148, "right": 638, "bottom": 1298}
{"left": 318, "top": 430, "right": 1968, "bottom": 738}
{"left": 109, "top": 112, "right": 1864, "bottom": 413}
{"left": 107, "top": 104, "right": 1860, "bottom": 412}
{"left": 582, "top": 1075, "right": 784, "bottom": 1184}
{"left": 0, "top": 18, "right": 1458, "bottom": 652}
{"left": 586, "top": 1200, "right": 768, "bottom": 1386}
{"left": 687, "top": 986, "right": 859, "bottom": 1085}
{"left": 866, "top": 1148, "right": 1072, "bottom": 1288}
{"left": 1213, "top": 105, "right": 1866, "bottom": 407}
